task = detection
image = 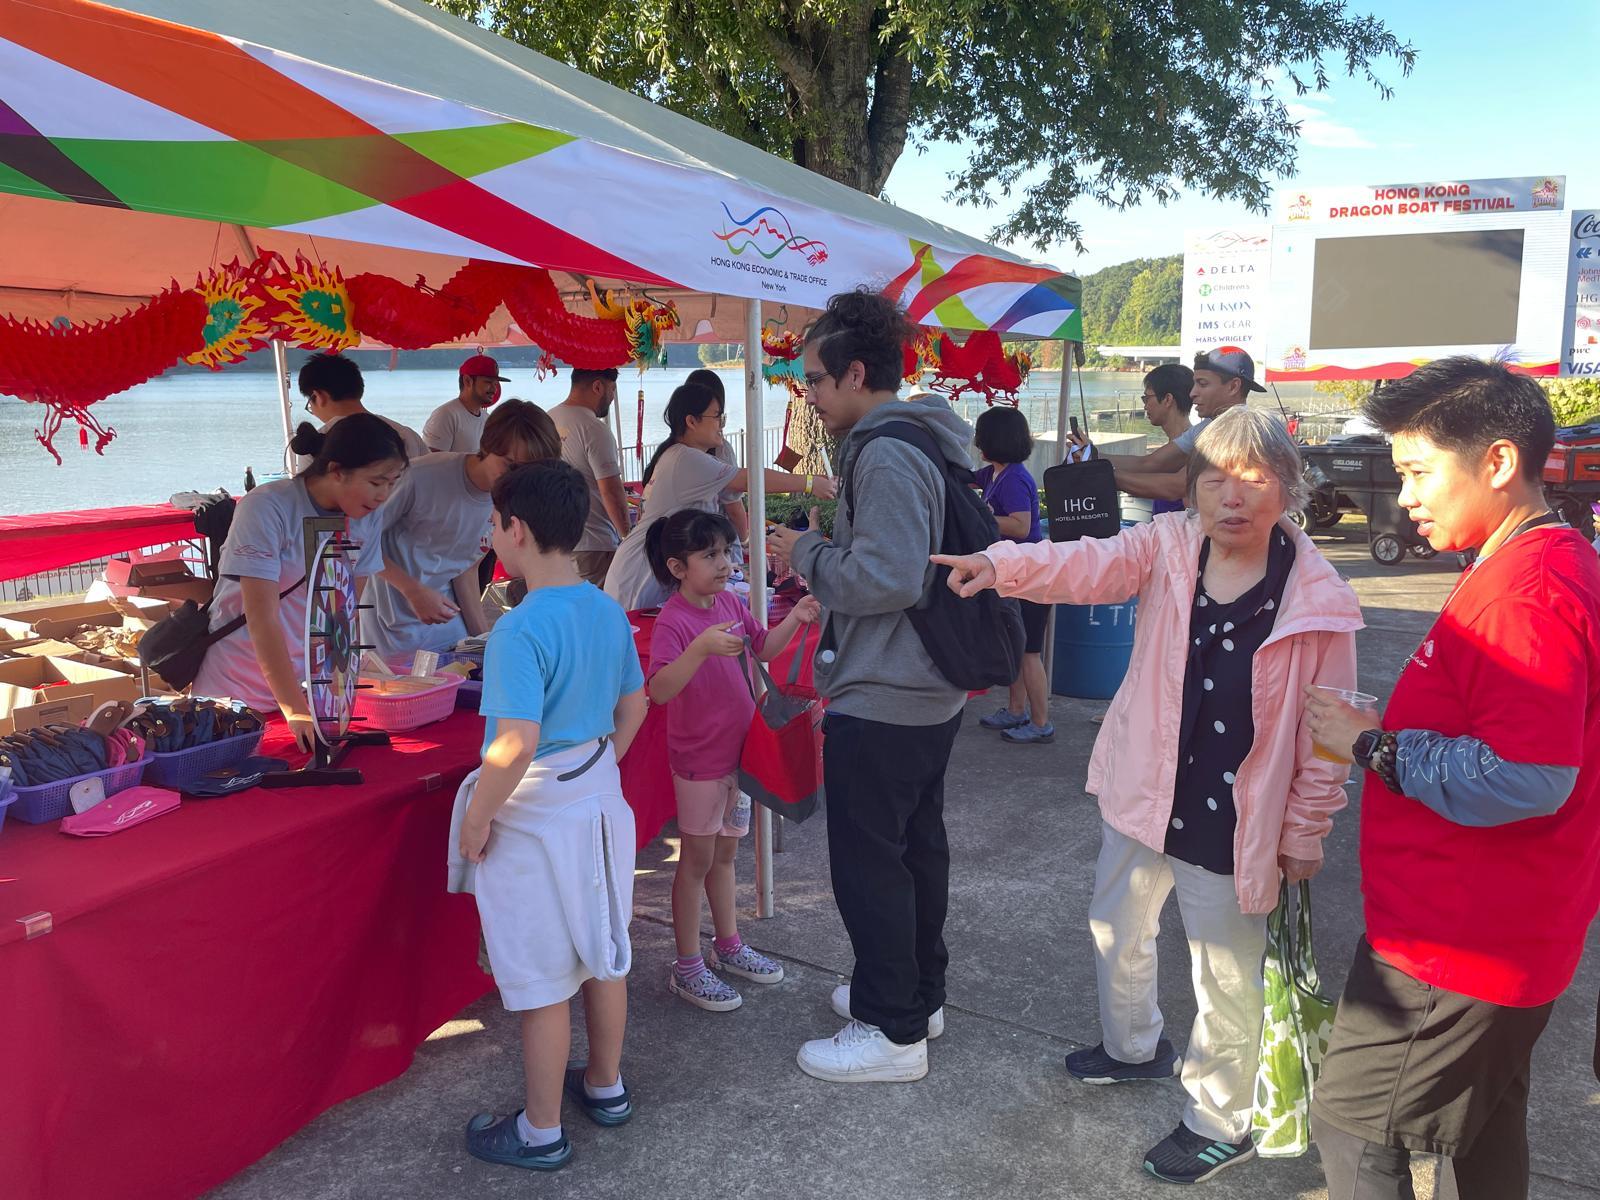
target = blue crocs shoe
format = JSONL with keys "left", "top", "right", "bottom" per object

{"left": 464, "top": 1111, "right": 573, "bottom": 1171}
{"left": 980, "top": 707, "right": 1031, "bottom": 731}
{"left": 1002, "top": 722, "right": 1055, "bottom": 744}
{"left": 564, "top": 1065, "right": 634, "bottom": 1127}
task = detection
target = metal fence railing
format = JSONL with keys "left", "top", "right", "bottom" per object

{"left": 0, "top": 539, "right": 208, "bottom": 609}
{"left": 618, "top": 426, "right": 790, "bottom": 483}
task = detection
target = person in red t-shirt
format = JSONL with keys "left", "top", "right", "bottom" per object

{"left": 1302, "top": 358, "right": 1600, "bottom": 1200}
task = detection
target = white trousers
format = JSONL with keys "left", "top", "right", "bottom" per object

{"left": 1089, "top": 821, "right": 1268, "bottom": 1142}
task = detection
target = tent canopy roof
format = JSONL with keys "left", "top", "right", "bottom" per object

{"left": 0, "top": 0, "right": 1081, "bottom": 341}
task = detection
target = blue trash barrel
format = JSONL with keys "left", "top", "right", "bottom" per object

{"left": 1052, "top": 597, "right": 1138, "bottom": 699}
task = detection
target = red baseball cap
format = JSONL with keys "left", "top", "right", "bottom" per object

{"left": 460, "top": 354, "right": 509, "bottom": 382}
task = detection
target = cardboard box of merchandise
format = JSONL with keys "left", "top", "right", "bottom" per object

{"left": 0, "top": 600, "right": 126, "bottom": 642}
{"left": 103, "top": 555, "right": 213, "bottom": 605}
{"left": 0, "top": 656, "right": 141, "bottom": 733}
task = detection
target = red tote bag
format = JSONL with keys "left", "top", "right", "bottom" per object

{"left": 738, "top": 626, "right": 824, "bottom": 823}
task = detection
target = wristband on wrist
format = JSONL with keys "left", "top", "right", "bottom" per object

{"left": 804, "top": 473, "right": 814, "bottom": 496}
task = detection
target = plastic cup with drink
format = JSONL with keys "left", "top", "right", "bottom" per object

{"left": 1311, "top": 686, "right": 1379, "bottom": 764}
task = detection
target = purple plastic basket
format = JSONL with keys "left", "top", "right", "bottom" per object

{"left": 455, "top": 680, "right": 483, "bottom": 711}
{"left": 0, "top": 778, "right": 14, "bottom": 836}
{"left": 9, "top": 756, "right": 150, "bottom": 825}
{"left": 144, "top": 730, "right": 264, "bottom": 791}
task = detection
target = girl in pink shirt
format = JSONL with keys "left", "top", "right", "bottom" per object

{"left": 645, "top": 509, "right": 820, "bottom": 1011}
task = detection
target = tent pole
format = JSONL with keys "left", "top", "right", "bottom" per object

{"left": 273, "top": 342, "right": 294, "bottom": 474}
{"left": 230, "top": 224, "right": 295, "bottom": 475}
{"left": 746, "top": 299, "right": 774, "bottom": 919}
{"left": 1044, "top": 343, "right": 1075, "bottom": 684}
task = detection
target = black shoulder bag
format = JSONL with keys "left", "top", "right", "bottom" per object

{"left": 138, "top": 577, "right": 305, "bottom": 691}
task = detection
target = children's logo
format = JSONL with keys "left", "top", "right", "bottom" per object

{"left": 713, "top": 204, "right": 829, "bottom": 266}
{"left": 1281, "top": 346, "right": 1308, "bottom": 370}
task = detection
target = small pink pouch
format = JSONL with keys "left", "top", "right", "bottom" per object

{"left": 60, "top": 786, "right": 180, "bottom": 837}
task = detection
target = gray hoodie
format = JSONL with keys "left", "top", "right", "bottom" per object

{"left": 791, "top": 396, "right": 973, "bottom": 726}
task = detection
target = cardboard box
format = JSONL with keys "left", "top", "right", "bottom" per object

{"left": 7, "top": 639, "right": 91, "bottom": 661}
{"left": 0, "top": 656, "right": 142, "bottom": 732}
{"left": 0, "top": 601, "right": 126, "bottom": 642}
{"left": 103, "top": 555, "right": 213, "bottom": 605}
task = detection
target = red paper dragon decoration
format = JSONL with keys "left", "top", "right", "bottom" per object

{"left": 924, "top": 330, "right": 1031, "bottom": 404}
{"left": 0, "top": 252, "right": 687, "bottom": 462}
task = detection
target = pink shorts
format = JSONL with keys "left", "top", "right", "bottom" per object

{"left": 673, "top": 774, "right": 751, "bottom": 839}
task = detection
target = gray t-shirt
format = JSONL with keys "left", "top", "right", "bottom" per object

{"left": 603, "top": 443, "right": 739, "bottom": 611}
{"left": 423, "top": 399, "right": 485, "bottom": 453}
{"left": 1173, "top": 416, "right": 1212, "bottom": 456}
{"left": 368, "top": 453, "right": 493, "bottom": 658}
{"left": 294, "top": 412, "right": 428, "bottom": 472}
{"left": 193, "top": 476, "right": 384, "bottom": 713}
{"left": 551, "top": 402, "right": 623, "bottom": 552}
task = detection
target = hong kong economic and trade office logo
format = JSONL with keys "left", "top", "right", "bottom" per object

{"left": 713, "top": 203, "right": 829, "bottom": 266}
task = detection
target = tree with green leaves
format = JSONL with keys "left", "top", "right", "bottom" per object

{"left": 431, "top": 0, "right": 1413, "bottom": 251}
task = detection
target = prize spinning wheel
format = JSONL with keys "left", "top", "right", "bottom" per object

{"left": 304, "top": 531, "right": 361, "bottom": 745}
{"left": 261, "top": 520, "right": 389, "bottom": 789}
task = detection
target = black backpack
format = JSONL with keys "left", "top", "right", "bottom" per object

{"left": 843, "top": 420, "right": 1026, "bottom": 691}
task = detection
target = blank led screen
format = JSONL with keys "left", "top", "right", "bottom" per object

{"left": 1308, "top": 229, "right": 1525, "bottom": 350}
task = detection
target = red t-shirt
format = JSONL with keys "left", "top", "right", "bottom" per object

{"left": 1362, "top": 526, "right": 1600, "bottom": 1007}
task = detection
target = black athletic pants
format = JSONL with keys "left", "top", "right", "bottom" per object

{"left": 823, "top": 710, "right": 962, "bottom": 1046}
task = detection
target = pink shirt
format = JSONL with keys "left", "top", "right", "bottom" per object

{"left": 648, "top": 590, "right": 768, "bottom": 780}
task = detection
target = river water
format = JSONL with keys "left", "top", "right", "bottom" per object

{"left": 0, "top": 366, "right": 1322, "bottom": 515}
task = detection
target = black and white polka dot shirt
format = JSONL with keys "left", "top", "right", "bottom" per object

{"left": 1165, "top": 530, "right": 1296, "bottom": 875}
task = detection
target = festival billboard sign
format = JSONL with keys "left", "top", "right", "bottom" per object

{"left": 1179, "top": 226, "right": 1273, "bottom": 366}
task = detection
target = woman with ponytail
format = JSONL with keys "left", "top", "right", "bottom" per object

{"left": 193, "top": 414, "right": 409, "bottom": 750}
{"left": 603, "top": 382, "right": 835, "bottom": 611}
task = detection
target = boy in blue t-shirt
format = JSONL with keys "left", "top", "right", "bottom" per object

{"left": 451, "top": 460, "right": 647, "bottom": 1173}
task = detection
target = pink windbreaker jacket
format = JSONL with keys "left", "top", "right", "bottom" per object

{"left": 987, "top": 513, "right": 1363, "bottom": 914}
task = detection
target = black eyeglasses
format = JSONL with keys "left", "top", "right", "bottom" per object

{"left": 802, "top": 369, "right": 831, "bottom": 387}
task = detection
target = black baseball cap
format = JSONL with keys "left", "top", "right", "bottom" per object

{"left": 1193, "top": 346, "right": 1267, "bottom": 394}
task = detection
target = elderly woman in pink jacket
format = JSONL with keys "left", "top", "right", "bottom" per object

{"left": 936, "top": 406, "right": 1361, "bottom": 1185}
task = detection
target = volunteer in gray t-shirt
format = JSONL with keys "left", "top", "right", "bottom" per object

{"left": 293, "top": 350, "right": 427, "bottom": 469}
{"left": 369, "top": 400, "right": 561, "bottom": 658}
{"left": 194, "top": 415, "right": 406, "bottom": 751}
{"left": 603, "top": 381, "right": 832, "bottom": 611}
{"left": 423, "top": 354, "right": 509, "bottom": 452}
{"left": 1069, "top": 347, "right": 1263, "bottom": 505}
{"left": 551, "top": 367, "right": 632, "bottom": 587}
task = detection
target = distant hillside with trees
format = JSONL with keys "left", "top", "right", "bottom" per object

{"left": 1079, "top": 255, "right": 1182, "bottom": 364}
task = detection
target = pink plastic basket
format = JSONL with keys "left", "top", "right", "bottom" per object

{"left": 353, "top": 675, "right": 462, "bottom": 732}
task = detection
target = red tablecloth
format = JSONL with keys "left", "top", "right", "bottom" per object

{"left": 0, "top": 712, "right": 490, "bottom": 1200}
{"left": 0, "top": 504, "right": 197, "bottom": 582}
{"left": 0, "top": 616, "right": 791, "bottom": 1200}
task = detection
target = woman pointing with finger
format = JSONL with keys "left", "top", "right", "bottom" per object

{"left": 936, "top": 407, "right": 1363, "bottom": 1185}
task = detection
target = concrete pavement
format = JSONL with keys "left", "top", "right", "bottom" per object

{"left": 209, "top": 526, "right": 1600, "bottom": 1200}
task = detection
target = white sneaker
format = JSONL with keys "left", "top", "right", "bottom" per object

{"left": 830, "top": 983, "right": 944, "bottom": 1039}
{"left": 797, "top": 1019, "right": 929, "bottom": 1083}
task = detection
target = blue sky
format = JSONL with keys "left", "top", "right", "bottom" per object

{"left": 885, "top": 0, "right": 1597, "bottom": 276}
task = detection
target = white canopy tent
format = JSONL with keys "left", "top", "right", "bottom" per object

{"left": 0, "top": 0, "right": 1083, "bottom": 911}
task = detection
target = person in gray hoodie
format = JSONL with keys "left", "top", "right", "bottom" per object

{"left": 768, "top": 290, "right": 972, "bottom": 1084}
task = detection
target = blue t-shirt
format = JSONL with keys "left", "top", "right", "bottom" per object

{"left": 975, "top": 464, "right": 1043, "bottom": 543}
{"left": 480, "top": 584, "right": 644, "bottom": 760}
